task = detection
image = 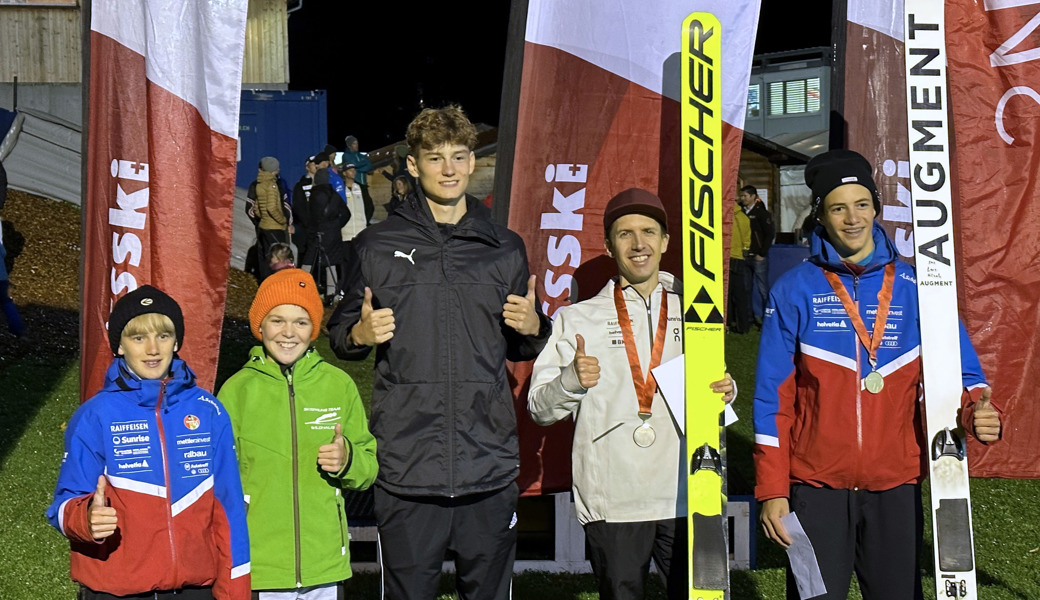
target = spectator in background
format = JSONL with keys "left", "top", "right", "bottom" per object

{"left": 739, "top": 185, "right": 774, "bottom": 328}
{"left": 728, "top": 192, "right": 752, "bottom": 334}
{"left": 292, "top": 155, "right": 318, "bottom": 271}
{"left": 321, "top": 145, "right": 348, "bottom": 202}
{"left": 307, "top": 167, "right": 350, "bottom": 303}
{"left": 343, "top": 135, "right": 375, "bottom": 223}
{"left": 267, "top": 242, "right": 295, "bottom": 273}
{"left": 339, "top": 163, "right": 366, "bottom": 246}
{"left": 386, "top": 174, "right": 414, "bottom": 217}
{"left": 0, "top": 234, "right": 25, "bottom": 338}
{"left": 250, "top": 157, "right": 290, "bottom": 282}
{"left": 0, "top": 158, "right": 22, "bottom": 337}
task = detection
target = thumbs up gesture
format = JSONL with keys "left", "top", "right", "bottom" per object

{"left": 318, "top": 423, "right": 350, "bottom": 473}
{"left": 573, "top": 334, "right": 601, "bottom": 390}
{"left": 88, "top": 475, "right": 118, "bottom": 540}
{"left": 351, "top": 287, "right": 395, "bottom": 346}
{"left": 972, "top": 386, "right": 1001, "bottom": 443}
{"left": 503, "top": 275, "right": 541, "bottom": 336}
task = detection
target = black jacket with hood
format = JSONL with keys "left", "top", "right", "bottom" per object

{"left": 328, "top": 191, "right": 550, "bottom": 497}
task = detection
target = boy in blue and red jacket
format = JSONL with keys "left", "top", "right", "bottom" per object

{"left": 753, "top": 150, "right": 1003, "bottom": 600}
{"left": 47, "top": 286, "right": 250, "bottom": 600}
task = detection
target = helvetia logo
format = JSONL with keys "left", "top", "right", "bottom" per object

{"left": 184, "top": 415, "right": 200, "bottom": 430}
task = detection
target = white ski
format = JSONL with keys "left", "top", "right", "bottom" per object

{"left": 903, "top": 2, "right": 977, "bottom": 598}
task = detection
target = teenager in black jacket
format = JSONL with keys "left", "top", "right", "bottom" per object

{"left": 328, "top": 106, "right": 549, "bottom": 600}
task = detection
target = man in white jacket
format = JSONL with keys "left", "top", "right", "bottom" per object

{"left": 528, "top": 188, "right": 734, "bottom": 600}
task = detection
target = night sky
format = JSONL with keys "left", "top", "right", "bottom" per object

{"left": 288, "top": 0, "right": 831, "bottom": 152}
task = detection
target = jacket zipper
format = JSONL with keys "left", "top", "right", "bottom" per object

{"left": 287, "top": 369, "right": 303, "bottom": 586}
{"left": 444, "top": 241, "right": 456, "bottom": 497}
{"left": 154, "top": 380, "right": 178, "bottom": 584}
{"left": 336, "top": 490, "right": 347, "bottom": 556}
{"left": 852, "top": 274, "right": 863, "bottom": 489}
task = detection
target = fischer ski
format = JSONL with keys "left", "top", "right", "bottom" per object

{"left": 681, "top": 12, "right": 728, "bottom": 599}
{"left": 903, "top": 2, "right": 977, "bottom": 598}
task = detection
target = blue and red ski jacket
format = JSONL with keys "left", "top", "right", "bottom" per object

{"left": 47, "top": 358, "right": 250, "bottom": 599}
{"left": 752, "top": 222, "right": 989, "bottom": 501}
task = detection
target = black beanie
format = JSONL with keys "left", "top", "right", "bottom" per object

{"left": 108, "top": 285, "right": 185, "bottom": 354}
{"left": 804, "top": 149, "right": 880, "bottom": 217}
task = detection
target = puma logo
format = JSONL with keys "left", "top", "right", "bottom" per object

{"left": 394, "top": 249, "right": 416, "bottom": 265}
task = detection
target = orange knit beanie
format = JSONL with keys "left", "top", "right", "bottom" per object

{"left": 249, "top": 268, "right": 324, "bottom": 341}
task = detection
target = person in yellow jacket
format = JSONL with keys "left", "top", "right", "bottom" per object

{"left": 728, "top": 193, "right": 753, "bottom": 333}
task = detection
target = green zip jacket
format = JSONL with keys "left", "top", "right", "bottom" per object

{"left": 218, "top": 346, "right": 377, "bottom": 590}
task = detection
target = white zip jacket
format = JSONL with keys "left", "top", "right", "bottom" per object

{"left": 340, "top": 181, "right": 367, "bottom": 241}
{"left": 528, "top": 273, "right": 685, "bottom": 524}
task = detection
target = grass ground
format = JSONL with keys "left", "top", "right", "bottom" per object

{"left": 4, "top": 323, "right": 1038, "bottom": 599}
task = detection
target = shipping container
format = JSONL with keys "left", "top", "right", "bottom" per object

{"left": 236, "top": 89, "right": 327, "bottom": 190}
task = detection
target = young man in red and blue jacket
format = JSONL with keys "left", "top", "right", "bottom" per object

{"left": 47, "top": 286, "right": 250, "bottom": 600}
{"left": 753, "top": 150, "right": 1003, "bottom": 600}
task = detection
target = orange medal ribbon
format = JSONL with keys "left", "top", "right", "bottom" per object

{"left": 822, "top": 263, "right": 896, "bottom": 385}
{"left": 612, "top": 283, "right": 669, "bottom": 417}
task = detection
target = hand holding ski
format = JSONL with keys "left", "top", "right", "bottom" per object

{"left": 709, "top": 372, "right": 735, "bottom": 404}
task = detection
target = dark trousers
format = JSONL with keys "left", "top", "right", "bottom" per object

{"left": 749, "top": 256, "right": 769, "bottom": 323}
{"left": 584, "top": 518, "right": 686, "bottom": 600}
{"left": 80, "top": 586, "right": 214, "bottom": 600}
{"left": 373, "top": 483, "right": 519, "bottom": 600}
{"left": 786, "top": 484, "right": 924, "bottom": 600}
{"left": 257, "top": 228, "right": 289, "bottom": 281}
{"left": 727, "top": 258, "right": 751, "bottom": 333}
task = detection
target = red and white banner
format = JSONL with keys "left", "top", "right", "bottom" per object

{"left": 81, "top": 0, "right": 249, "bottom": 399}
{"left": 508, "top": 0, "right": 761, "bottom": 494}
{"left": 846, "top": 0, "right": 1040, "bottom": 477}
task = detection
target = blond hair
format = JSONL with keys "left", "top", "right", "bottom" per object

{"left": 121, "top": 313, "right": 176, "bottom": 339}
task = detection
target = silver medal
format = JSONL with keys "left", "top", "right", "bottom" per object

{"left": 864, "top": 370, "right": 884, "bottom": 394}
{"left": 633, "top": 418, "right": 656, "bottom": 448}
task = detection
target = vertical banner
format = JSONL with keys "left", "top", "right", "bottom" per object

{"left": 845, "top": 0, "right": 1040, "bottom": 477}
{"left": 81, "top": 0, "right": 249, "bottom": 399}
{"left": 505, "top": 0, "right": 761, "bottom": 495}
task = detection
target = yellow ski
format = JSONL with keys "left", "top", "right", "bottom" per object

{"left": 681, "top": 12, "right": 728, "bottom": 600}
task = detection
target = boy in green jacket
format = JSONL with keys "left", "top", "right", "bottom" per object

{"left": 219, "top": 268, "right": 377, "bottom": 599}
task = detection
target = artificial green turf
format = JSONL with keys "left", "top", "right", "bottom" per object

{"left": 2, "top": 328, "right": 1038, "bottom": 598}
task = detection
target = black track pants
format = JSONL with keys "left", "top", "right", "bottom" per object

{"left": 785, "top": 484, "right": 924, "bottom": 600}
{"left": 584, "top": 517, "right": 686, "bottom": 600}
{"left": 374, "top": 483, "right": 518, "bottom": 600}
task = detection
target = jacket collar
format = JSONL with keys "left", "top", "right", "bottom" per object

{"left": 103, "top": 357, "right": 196, "bottom": 407}
{"left": 244, "top": 345, "right": 322, "bottom": 380}
{"left": 809, "top": 221, "right": 898, "bottom": 274}
{"left": 394, "top": 188, "right": 502, "bottom": 248}
{"left": 598, "top": 271, "right": 681, "bottom": 301}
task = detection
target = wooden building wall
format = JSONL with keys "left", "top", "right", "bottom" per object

{"left": 243, "top": 0, "right": 288, "bottom": 85}
{"left": 0, "top": 0, "right": 288, "bottom": 85}
{"left": 0, "top": 7, "right": 80, "bottom": 83}
{"left": 740, "top": 148, "right": 779, "bottom": 208}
